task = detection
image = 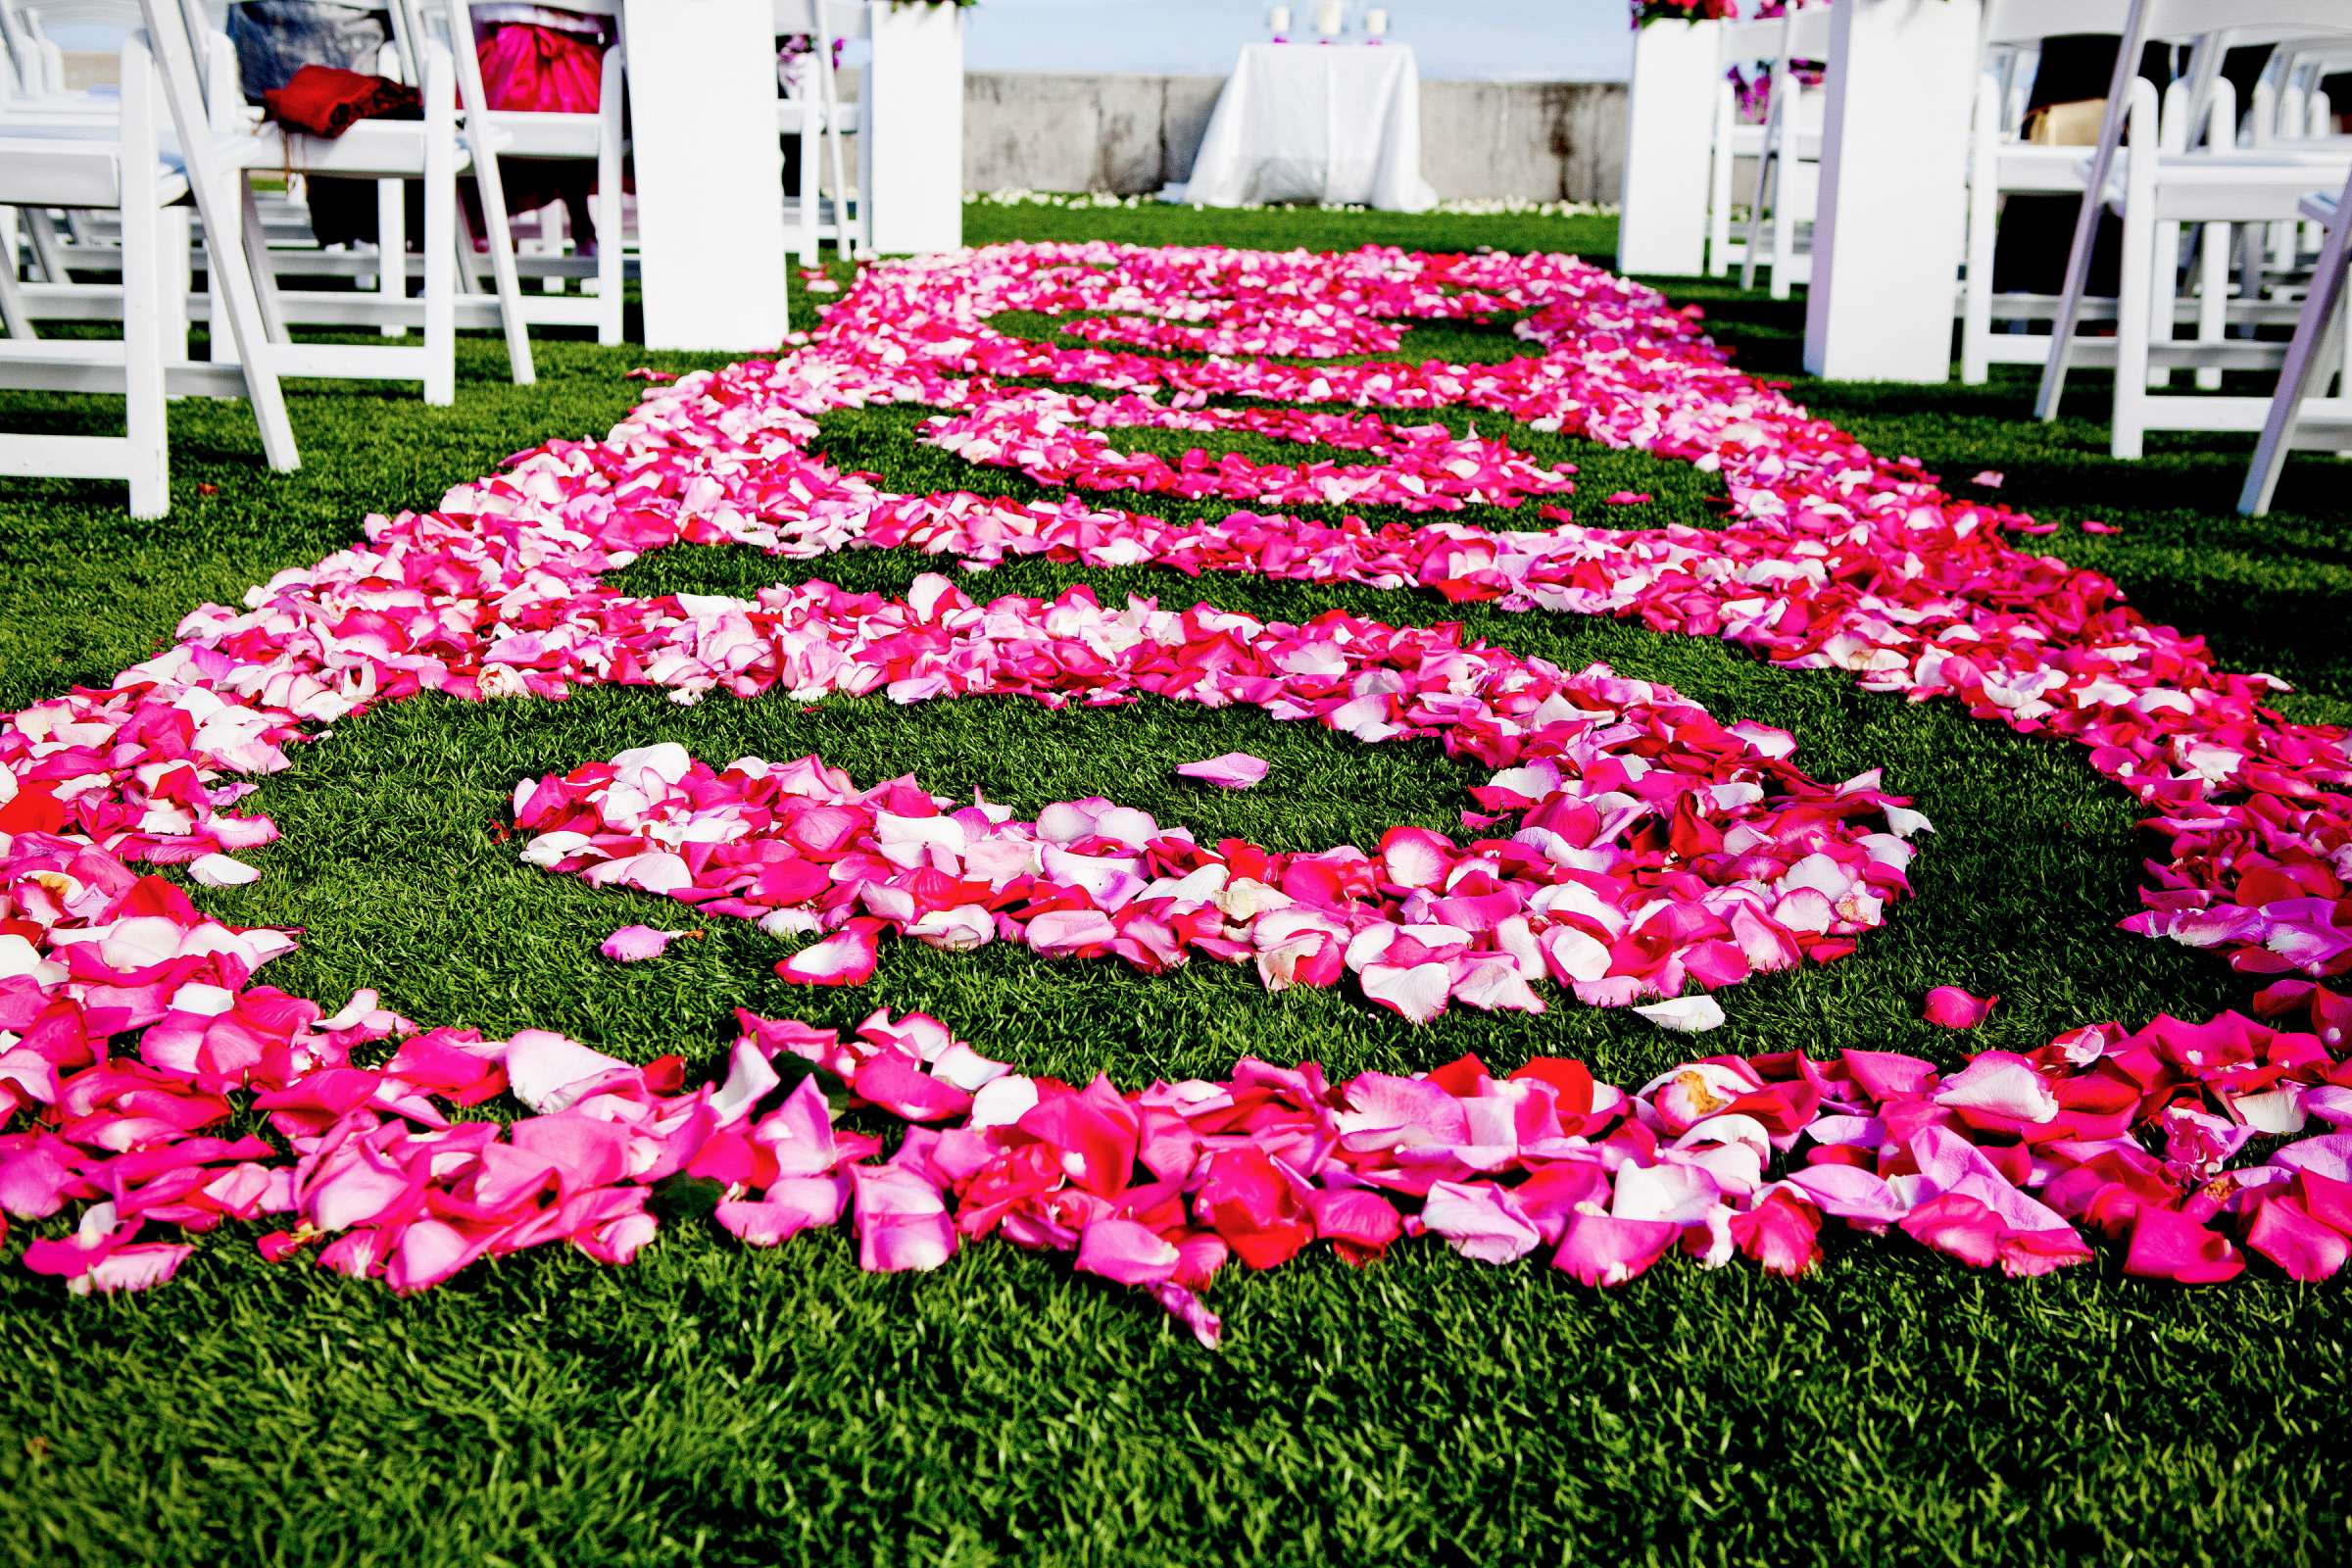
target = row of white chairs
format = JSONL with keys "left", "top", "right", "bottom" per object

{"left": 2034, "top": 0, "right": 2352, "bottom": 485}
{"left": 1, "top": 2, "right": 296, "bottom": 515}
{"left": 2, "top": 0, "right": 875, "bottom": 515}
{"left": 1701, "top": 6, "right": 1826, "bottom": 301}
{"left": 1692, "top": 0, "right": 2352, "bottom": 514}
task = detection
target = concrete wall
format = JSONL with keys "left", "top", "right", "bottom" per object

{"left": 69, "top": 49, "right": 1624, "bottom": 205}
{"left": 962, "top": 73, "right": 1627, "bottom": 204}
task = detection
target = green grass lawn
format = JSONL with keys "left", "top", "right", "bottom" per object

{"left": 1, "top": 204, "right": 2346, "bottom": 1568}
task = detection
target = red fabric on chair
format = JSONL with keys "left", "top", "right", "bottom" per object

{"left": 476, "top": 23, "right": 604, "bottom": 114}
{"left": 261, "top": 64, "right": 422, "bottom": 138}
{"left": 471, "top": 22, "right": 610, "bottom": 244}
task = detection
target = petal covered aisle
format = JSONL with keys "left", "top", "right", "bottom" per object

{"left": 1, "top": 242, "right": 2349, "bottom": 1335}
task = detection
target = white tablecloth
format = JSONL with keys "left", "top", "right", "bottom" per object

{"left": 1164, "top": 43, "right": 1437, "bottom": 212}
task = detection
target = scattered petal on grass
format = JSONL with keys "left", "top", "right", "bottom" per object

{"left": 1604, "top": 490, "right": 1650, "bottom": 504}
{"left": 1174, "top": 752, "right": 1270, "bottom": 789}
{"left": 776, "top": 922, "right": 883, "bottom": 987}
{"left": 1972, "top": 470, "right": 2004, "bottom": 488}
{"left": 1924, "top": 986, "right": 1996, "bottom": 1028}
{"left": 1635, "top": 996, "right": 1726, "bottom": 1033}
{"left": 187, "top": 853, "right": 261, "bottom": 888}
{"left": 599, "top": 924, "right": 687, "bottom": 962}
{"left": 2082, "top": 518, "right": 2121, "bottom": 534}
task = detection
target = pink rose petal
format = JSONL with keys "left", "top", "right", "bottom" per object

{"left": 1923, "top": 986, "right": 1995, "bottom": 1029}
{"left": 599, "top": 924, "right": 686, "bottom": 962}
{"left": 776, "top": 922, "right": 882, "bottom": 987}
{"left": 1174, "top": 752, "right": 1269, "bottom": 790}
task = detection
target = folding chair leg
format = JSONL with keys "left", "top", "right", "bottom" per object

{"left": 2193, "top": 220, "right": 2228, "bottom": 392}
{"left": 238, "top": 178, "right": 289, "bottom": 346}
{"left": 1740, "top": 144, "right": 1772, "bottom": 293}
{"left": 0, "top": 239, "right": 33, "bottom": 340}
{"left": 377, "top": 176, "right": 409, "bottom": 338}
{"left": 541, "top": 203, "right": 568, "bottom": 293}
{"left": 2146, "top": 217, "right": 2180, "bottom": 390}
{"left": 2037, "top": 63, "right": 2150, "bottom": 423}
{"left": 121, "top": 38, "right": 170, "bottom": 518}
{"left": 596, "top": 139, "right": 624, "bottom": 345}
{"left": 2112, "top": 204, "right": 2154, "bottom": 461}
{"left": 596, "top": 42, "right": 626, "bottom": 344}
{"left": 208, "top": 176, "right": 242, "bottom": 369}
{"left": 158, "top": 205, "right": 192, "bottom": 368}
{"left": 452, "top": 193, "right": 485, "bottom": 295}
{"left": 826, "top": 110, "right": 853, "bottom": 264}
{"left": 812, "top": 20, "right": 857, "bottom": 263}
{"left": 442, "top": 46, "right": 535, "bottom": 388}
{"left": 476, "top": 189, "right": 536, "bottom": 387}
{"left": 1961, "top": 153, "right": 1996, "bottom": 383}
{"left": 1769, "top": 162, "right": 1798, "bottom": 302}
{"left": 423, "top": 85, "right": 458, "bottom": 406}
{"left": 798, "top": 114, "right": 820, "bottom": 266}
{"left": 142, "top": 1, "right": 299, "bottom": 473}
{"left": 2240, "top": 182, "right": 2352, "bottom": 515}
{"left": 1706, "top": 99, "right": 1733, "bottom": 278}
{"left": 24, "top": 207, "right": 72, "bottom": 284}
{"left": 857, "top": 100, "right": 874, "bottom": 254}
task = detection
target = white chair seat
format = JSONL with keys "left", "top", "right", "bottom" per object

{"left": 219, "top": 119, "right": 484, "bottom": 178}
{"left": 1992, "top": 142, "right": 2095, "bottom": 192}
{"left": 0, "top": 135, "right": 185, "bottom": 206}
{"left": 474, "top": 109, "right": 605, "bottom": 160}
{"left": 2096, "top": 149, "right": 2352, "bottom": 222}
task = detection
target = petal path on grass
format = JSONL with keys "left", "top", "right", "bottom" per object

{"left": 1, "top": 242, "right": 2349, "bottom": 1336}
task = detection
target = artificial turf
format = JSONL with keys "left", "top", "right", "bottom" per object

{"left": 0, "top": 202, "right": 2347, "bottom": 1568}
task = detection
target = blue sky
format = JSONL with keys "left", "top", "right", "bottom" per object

{"left": 963, "top": 0, "right": 1635, "bottom": 82}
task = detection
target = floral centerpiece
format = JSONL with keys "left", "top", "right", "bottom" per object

{"left": 1628, "top": 0, "right": 1741, "bottom": 24}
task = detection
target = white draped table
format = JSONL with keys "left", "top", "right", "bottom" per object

{"left": 1165, "top": 43, "right": 1437, "bottom": 212}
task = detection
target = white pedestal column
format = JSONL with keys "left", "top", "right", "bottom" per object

{"left": 622, "top": 0, "right": 792, "bottom": 351}
{"left": 862, "top": 0, "right": 966, "bottom": 255}
{"left": 1801, "top": 0, "right": 1984, "bottom": 382}
{"left": 1617, "top": 19, "right": 1718, "bottom": 277}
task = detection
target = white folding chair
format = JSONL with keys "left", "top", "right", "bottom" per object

{"left": 1738, "top": 1, "right": 1829, "bottom": 300}
{"left": 1703, "top": 15, "right": 1780, "bottom": 278}
{"left": 1959, "top": 0, "right": 2139, "bottom": 384}
{"left": 775, "top": 0, "right": 858, "bottom": 265}
{"left": 2247, "top": 40, "right": 2352, "bottom": 275}
{"left": 0, "top": 18, "right": 296, "bottom": 516}
{"left": 2, "top": 0, "right": 132, "bottom": 105}
{"left": 392, "top": 0, "right": 626, "bottom": 345}
{"left": 2035, "top": 0, "right": 2352, "bottom": 458}
{"left": 1, "top": 0, "right": 141, "bottom": 279}
{"left": 180, "top": 0, "right": 533, "bottom": 401}
{"left": 1, "top": 2, "right": 197, "bottom": 350}
{"left": 2238, "top": 170, "right": 2352, "bottom": 515}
